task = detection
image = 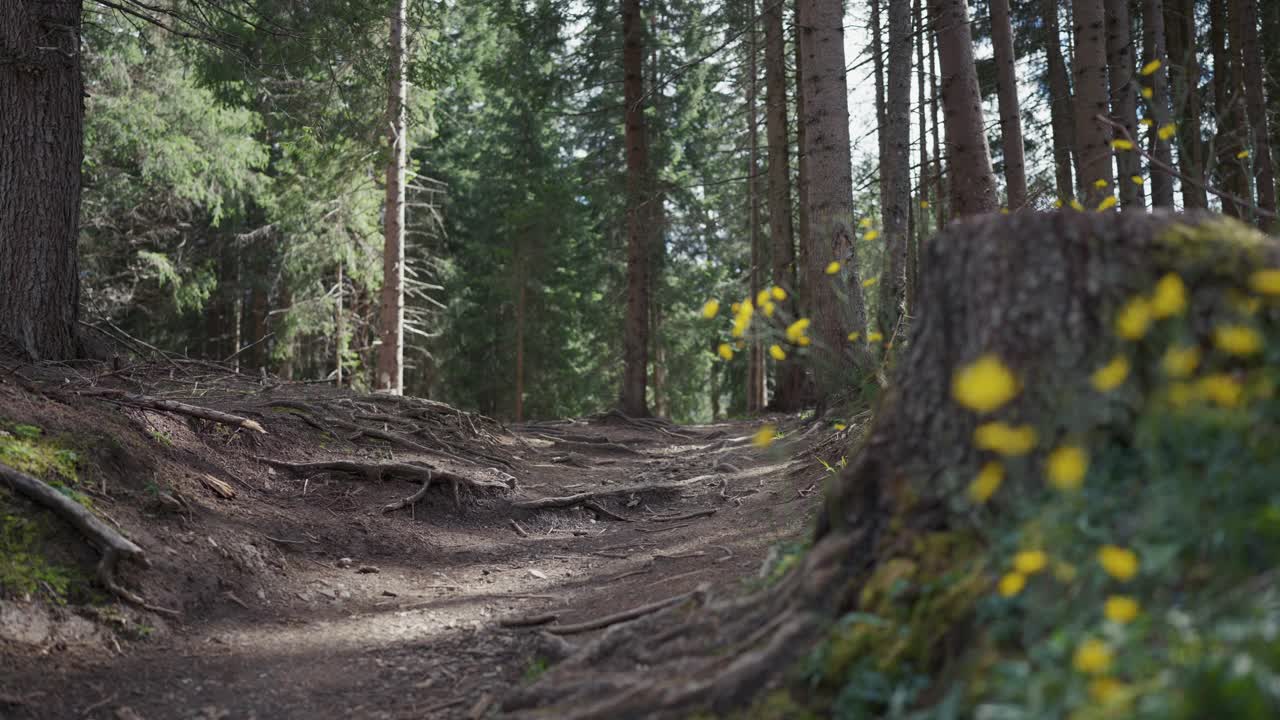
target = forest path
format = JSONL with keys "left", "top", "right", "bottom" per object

{"left": 1, "top": 405, "right": 839, "bottom": 719}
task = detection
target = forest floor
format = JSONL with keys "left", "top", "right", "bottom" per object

{"left": 0, "top": 361, "right": 851, "bottom": 719}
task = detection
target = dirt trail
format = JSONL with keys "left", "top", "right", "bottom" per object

{"left": 0, "top": 381, "right": 837, "bottom": 719}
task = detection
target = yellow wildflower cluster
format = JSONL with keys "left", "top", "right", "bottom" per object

{"left": 786, "top": 318, "right": 811, "bottom": 345}
{"left": 1213, "top": 325, "right": 1263, "bottom": 356}
{"left": 1097, "top": 545, "right": 1140, "bottom": 581}
{"left": 1073, "top": 638, "right": 1113, "bottom": 674}
{"left": 967, "top": 461, "right": 1004, "bottom": 503}
{"left": 951, "top": 355, "right": 1019, "bottom": 413}
{"left": 752, "top": 424, "right": 777, "bottom": 448}
{"left": 974, "top": 422, "right": 1037, "bottom": 456}
{"left": 731, "top": 299, "right": 754, "bottom": 338}
{"left": 769, "top": 344, "right": 786, "bottom": 361}
{"left": 1091, "top": 355, "right": 1130, "bottom": 392}
{"left": 1046, "top": 445, "right": 1088, "bottom": 491}
{"left": 1250, "top": 269, "right": 1280, "bottom": 295}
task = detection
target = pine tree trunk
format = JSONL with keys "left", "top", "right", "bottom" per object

{"left": 1211, "top": 0, "right": 1248, "bottom": 218}
{"left": 1165, "top": 0, "right": 1209, "bottom": 209}
{"left": 927, "top": 14, "right": 945, "bottom": 227}
{"left": 335, "top": 264, "right": 345, "bottom": 387}
{"left": 765, "top": 0, "right": 804, "bottom": 411}
{"left": 1072, "top": 0, "right": 1116, "bottom": 205}
{"left": 514, "top": 261, "right": 526, "bottom": 423}
{"left": 989, "top": 0, "right": 1027, "bottom": 210}
{"left": 1239, "top": 0, "right": 1276, "bottom": 223}
{"left": 0, "top": 0, "right": 83, "bottom": 361}
{"left": 912, "top": 0, "right": 928, "bottom": 307}
{"left": 377, "top": 0, "right": 408, "bottom": 394}
{"left": 878, "top": 0, "right": 912, "bottom": 340}
{"left": 1105, "top": 0, "right": 1144, "bottom": 208}
{"left": 1142, "top": 0, "right": 1177, "bottom": 207}
{"left": 795, "top": 3, "right": 811, "bottom": 320}
{"left": 1044, "top": 0, "right": 1077, "bottom": 201}
{"left": 620, "top": 0, "right": 651, "bottom": 417}
{"left": 871, "top": 0, "right": 889, "bottom": 184}
{"left": 798, "top": 0, "right": 871, "bottom": 396}
{"left": 929, "top": 0, "right": 998, "bottom": 217}
{"left": 746, "top": 1, "right": 766, "bottom": 414}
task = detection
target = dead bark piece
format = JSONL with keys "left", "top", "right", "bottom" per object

{"left": 546, "top": 587, "right": 705, "bottom": 636}
{"left": 0, "top": 462, "right": 177, "bottom": 616}
{"left": 79, "top": 388, "right": 266, "bottom": 433}
{"left": 199, "top": 474, "right": 237, "bottom": 499}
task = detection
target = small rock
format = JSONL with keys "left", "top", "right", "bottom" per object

{"left": 356, "top": 566, "right": 380, "bottom": 574}
{"left": 336, "top": 557, "right": 354, "bottom": 568}
{"left": 527, "top": 569, "right": 548, "bottom": 579}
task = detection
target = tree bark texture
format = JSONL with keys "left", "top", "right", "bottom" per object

{"left": 0, "top": 0, "right": 83, "bottom": 361}
{"left": 1142, "top": 0, "right": 1177, "bottom": 207}
{"left": 1238, "top": 0, "right": 1277, "bottom": 224}
{"left": 1044, "top": 0, "right": 1077, "bottom": 201}
{"left": 929, "top": 0, "right": 998, "bottom": 217}
{"left": 1165, "top": 0, "right": 1208, "bottom": 209}
{"left": 1211, "top": 0, "right": 1250, "bottom": 218}
{"left": 798, "top": 0, "right": 870, "bottom": 394}
{"left": 620, "top": 0, "right": 651, "bottom": 417}
{"left": 1105, "top": 0, "right": 1143, "bottom": 208}
{"left": 795, "top": 2, "right": 812, "bottom": 320}
{"left": 377, "top": 0, "right": 408, "bottom": 394}
{"left": 765, "top": 0, "right": 804, "bottom": 411}
{"left": 927, "top": 11, "right": 945, "bottom": 227}
{"left": 878, "top": 0, "right": 912, "bottom": 340}
{"left": 1072, "top": 0, "right": 1116, "bottom": 205}
{"left": 989, "top": 0, "right": 1027, "bottom": 210}
{"left": 747, "top": 2, "right": 766, "bottom": 414}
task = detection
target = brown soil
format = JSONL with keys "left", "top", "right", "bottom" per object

{"left": 0, "top": 361, "right": 846, "bottom": 719}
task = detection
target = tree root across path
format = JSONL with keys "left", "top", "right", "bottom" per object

{"left": 0, "top": 462, "right": 178, "bottom": 616}
{"left": 72, "top": 387, "right": 266, "bottom": 434}
{"left": 255, "top": 457, "right": 514, "bottom": 511}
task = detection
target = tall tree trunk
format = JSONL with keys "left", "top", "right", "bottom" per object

{"left": 1072, "top": 0, "right": 1116, "bottom": 205}
{"left": 1239, "top": 0, "right": 1276, "bottom": 223}
{"left": 927, "top": 11, "right": 945, "bottom": 227}
{"left": 912, "top": 0, "right": 928, "bottom": 309}
{"left": 514, "top": 259, "right": 526, "bottom": 423}
{"left": 989, "top": 0, "right": 1027, "bottom": 209}
{"left": 1045, "top": 0, "right": 1077, "bottom": 201}
{"left": 620, "top": 0, "right": 651, "bottom": 417}
{"left": 765, "top": 0, "right": 804, "bottom": 411}
{"left": 871, "top": 0, "right": 889, "bottom": 186}
{"left": 336, "top": 264, "right": 345, "bottom": 387}
{"left": 1106, "top": 0, "right": 1144, "bottom": 208}
{"left": 879, "top": 0, "right": 912, "bottom": 340}
{"left": 0, "top": 0, "right": 83, "bottom": 361}
{"left": 795, "top": 2, "right": 812, "bottom": 323}
{"left": 377, "top": 0, "right": 408, "bottom": 394}
{"left": 929, "top": 0, "right": 998, "bottom": 217}
{"left": 1211, "top": 0, "right": 1248, "bottom": 218}
{"left": 798, "top": 0, "right": 870, "bottom": 397}
{"left": 1142, "top": 0, "right": 1177, "bottom": 207}
{"left": 1165, "top": 0, "right": 1208, "bottom": 209}
{"left": 746, "top": 0, "right": 765, "bottom": 414}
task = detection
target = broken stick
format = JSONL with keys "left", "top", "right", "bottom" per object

{"left": 77, "top": 388, "right": 266, "bottom": 433}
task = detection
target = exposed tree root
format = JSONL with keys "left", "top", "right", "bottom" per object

{"left": 255, "top": 457, "right": 514, "bottom": 512}
{"left": 76, "top": 387, "right": 266, "bottom": 433}
{"left": 0, "top": 462, "right": 178, "bottom": 616}
{"left": 545, "top": 586, "right": 706, "bottom": 636}
{"left": 512, "top": 481, "right": 694, "bottom": 512}
{"left": 381, "top": 477, "right": 434, "bottom": 513}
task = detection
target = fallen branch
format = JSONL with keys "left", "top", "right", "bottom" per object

{"left": 78, "top": 388, "right": 265, "bottom": 433}
{"left": 510, "top": 519, "right": 531, "bottom": 537}
{"left": 0, "top": 462, "right": 177, "bottom": 616}
{"left": 648, "top": 508, "right": 717, "bottom": 523}
{"left": 546, "top": 587, "right": 703, "bottom": 635}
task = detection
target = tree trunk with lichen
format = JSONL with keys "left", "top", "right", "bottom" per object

{"left": 502, "top": 211, "right": 1279, "bottom": 719}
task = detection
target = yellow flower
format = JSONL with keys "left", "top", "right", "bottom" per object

{"left": 1140, "top": 118, "right": 1154, "bottom": 127}
{"left": 859, "top": 217, "right": 873, "bottom": 229}
{"left": 762, "top": 300, "right": 776, "bottom": 317}
{"left": 1168, "top": 381, "right": 1196, "bottom": 407}
{"left": 797, "top": 336, "right": 811, "bottom": 347}
{"left": 1096, "top": 196, "right": 1118, "bottom": 211}
{"left": 863, "top": 277, "right": 879, "bottom": 288}
{"left": 717, "top": 343, "right": 734, "bottom": 361}
{"left": 756, "top": 289, "right": 771, "bottom": 307}
{"left": 1151, "top": 272, "right": 1188, "bottom": 317}
{"left": 1115, "top": 296, "right": 1153, "bottom": 339}
{"left": 1162, "top": 345, "right": 1200, "bottom": 378}
{"left": 1054, "top": 198, "right": 1064, "bottom": 208}
{"left": 1104, "top": 595, "right": 1140, "bottom": 623}
{"left": 1229, "top": 291, "right": 1261, "bottom": 315}
{"left": 1098, "top": 545, "right": 1140, "bottom": 581}
{"left": 1142, "top": 86, "right": 1154, "bottom": 99}
{"left": 974, "top": 422, "right": 1038, "bottom": 456}
{"left": 731, "top": 302, "right": 741, "bottom": 314}
{"left": 1249, "top": 269, "right": 1280, "bottom": 295}
{"left": 702, "top": 299, "right": 720, "bottom": 319}
{"left": 867, "top": 331, "right": 884, "bottom": 342}
{"left": 1054, "top": 561, "right": 1078, "bottom": 583}
{"left": 1111, "top": 139, "right": 1134, "bottom": 151}
{"left": 1070, "top": 199, "right": 1086, "bottom": 211}
{"left": 967, "top": 461, "right": 1004, "bottom": 503}
{"left": 833, "top": 423, "right": 847, "bottom": 431}
{"left": 1091, "top": 355, "right": 1130, "bottom": 392}
{"left": 847, "top": 332, "right": 861, "bottom": 342}
{"left": 1014, "top": 550, "right": 1048, "bottom": 575}
{"left": 1237, "top": 150, "right": 1250, "bottom": 159}
{"left": 769, "top": 344, "right": 786, "bottom": 361}
{"left": 998, "top": 572, "right": 1026, "bottom": 597}
{"left": 1047, "top": 445, "right": 1088, "bottom": 491}
{"left": 825, "top": 261, "right": 841, "bottom": 275}
{"left": 771, "top": 286, "right": 787, "bottom": 301}
{"left": 786, "top": 318, "right": 811, "bottom": 343}
{"left": 865, "top": 229, "right": 881, "bottom": 241}
{"left": 1199, "top": 373, "right": 1243, "bottom": 407}
{"left": 1000, "top": 208, "right": 1010, "bottom": 215}
{"left": 1094, "top": 178, "right": 1109, "bottom": 189}
{"left": 1073, "top": 638, "right": 1114, "bottom": 674}
{"left": 1141, "top": 59, "right": 1162, "bottom": 76}
{"left": 1214, "top": 325, "right": 1263, "bottom": 355}
{"left": 1131, "top": 175, "right": 1144, "bottom": 185}
{"left": 1158, "top": 123, "right": 1177, "bottom": 140}
{"left": 1089, "top": 676, "right": 1130, "bottom": 705}
{"left": 732, "top": 300, "right": 754, "bottom": 337}
{"left": 920, "top": 200, "right": 930, "bottom": 209}
{"left": 752, "top": 424, "right": 777, "bottom": 447}
{"left": 951, "top": 354, "right": 1019, "bottom": 413}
